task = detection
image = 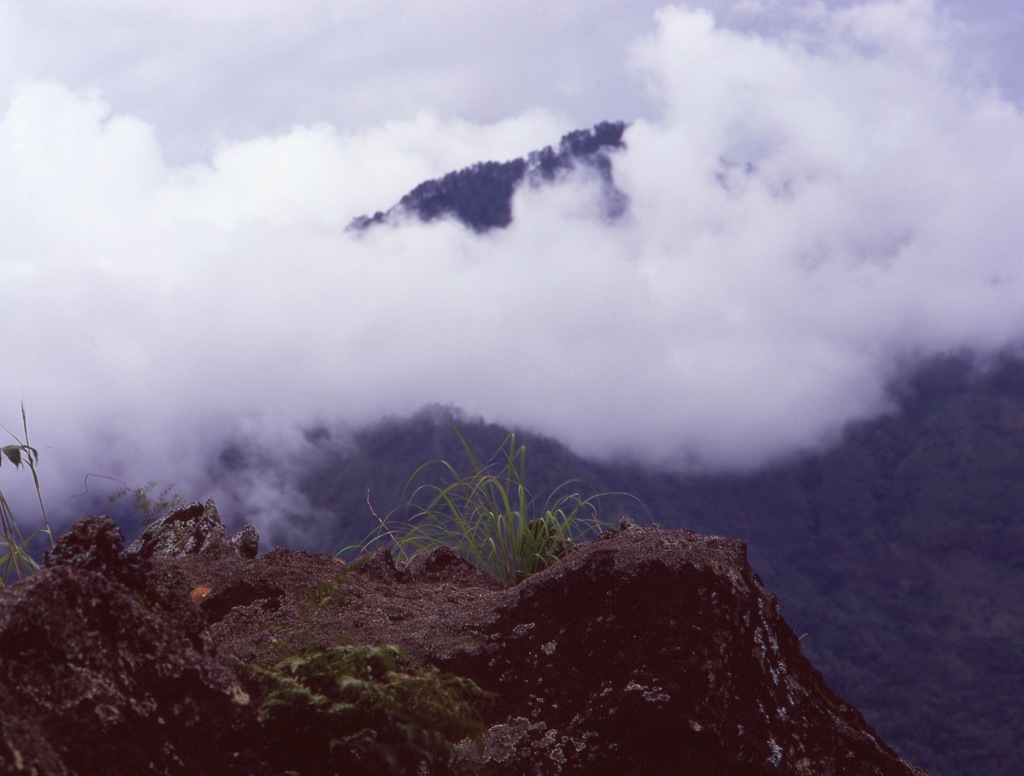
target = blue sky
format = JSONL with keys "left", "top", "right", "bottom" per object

{"left": 3, "top": 1, "right": 1024, "bottom": 532}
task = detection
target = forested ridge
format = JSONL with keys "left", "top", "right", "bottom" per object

{"left": 349, "top": 120, "right": 628, "bottom": 232}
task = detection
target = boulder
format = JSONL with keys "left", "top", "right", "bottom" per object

{"left": 126, "top": 499, "right": 259, "bottom": 560}
{"left": 0, "top": 516, "right": 264, "bottom": 775}
{"left": 440, "top": 525, "right": 927, "bottom": 775}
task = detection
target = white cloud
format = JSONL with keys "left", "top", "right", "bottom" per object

{"left": 4, "top": 1, "right": 1024, "bottom": 539}
{"left": 0, "top": 0, "right": 666, "bottom": 161}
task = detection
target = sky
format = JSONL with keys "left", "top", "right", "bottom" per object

{"left": 3, "top": 0, "right": 1024, "bottom": 535}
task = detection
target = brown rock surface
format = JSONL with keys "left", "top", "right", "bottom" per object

{"left": 0, "top": 516, "right": 262, "bottom": 775}
{"left": 0, "top": 505, "right": 929, "bottom": 775}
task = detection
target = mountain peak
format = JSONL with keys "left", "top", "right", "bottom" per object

{"left": 350, "top": 120, "right": 629, "bottom": 233}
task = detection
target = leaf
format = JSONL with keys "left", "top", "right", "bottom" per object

{"left": 1, "top": 446, "right": 23, "bottom": 468}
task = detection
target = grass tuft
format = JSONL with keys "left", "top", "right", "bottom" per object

{"left": 0, "top": 403, "right": 52, "bottom": 585}
{"left": 359, "top": 427, "right": 636, "bottom": 585}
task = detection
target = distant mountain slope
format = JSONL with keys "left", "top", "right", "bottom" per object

{"left": 349, "top": 120, "right": 629, "bottom": 232}
{"left": 291, "top": 353, "right": 1024, "bottom": 776}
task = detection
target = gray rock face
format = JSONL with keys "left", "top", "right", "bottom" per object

{"left": 126, "top": 498, "right": 259, "bottom": 560}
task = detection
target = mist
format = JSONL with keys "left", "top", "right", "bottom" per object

{"left": 4, "top": 1, "right": 1024, "bottom": 537}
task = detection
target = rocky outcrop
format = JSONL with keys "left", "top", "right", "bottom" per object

{"left": 0, "top": 505, "right": 928, "bottom": 775}
{"left": 0, "top": 516, "right": 261, "bottom": 775}
{"left": 441, "top": 526, "right": 919, "bottom": 775}
{"left": 127, "top": 499, "right": 259, "bottom": 560}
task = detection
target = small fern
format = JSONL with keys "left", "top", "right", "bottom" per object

{"left": 241, "top": 574, "right": 493, "bottom": 773}
{"left": 246, "top": 642, "right": 493, "bottom": 775}
{"left": 109, "top": 479, "right": 188, "bottom": 526}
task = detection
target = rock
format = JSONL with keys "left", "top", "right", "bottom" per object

{"left": 126, "top": 498, "right": 259, "bottom": 560}
{"left": 45, "top": 513, "right": 147, "bottom": 589}
{"left": 0, "top": 517, "right": 929, "bottom": 775}
{"left": 0, "top": 517, "right": 263, "bottom": 775}
{"left": 198, "top": 526, "right": 930, "bottom": 775}
{"left": 404, "top": 545, "right": 505, "bottom": 588}
{"left": 441, "top": 527, "right": 927, "bottom": 775}
{"left": 0, "top": 682, "right": 70, "bottom": 775}
{"left": 231, "top": 523, "right": 261, "bottom": 560}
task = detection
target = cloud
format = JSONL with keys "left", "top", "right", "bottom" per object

{"left": 1, "top": 0, "right": 667, "bottom": 162}
{"left": 4, "top": 1, "right": 1024, "bottom": 540}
